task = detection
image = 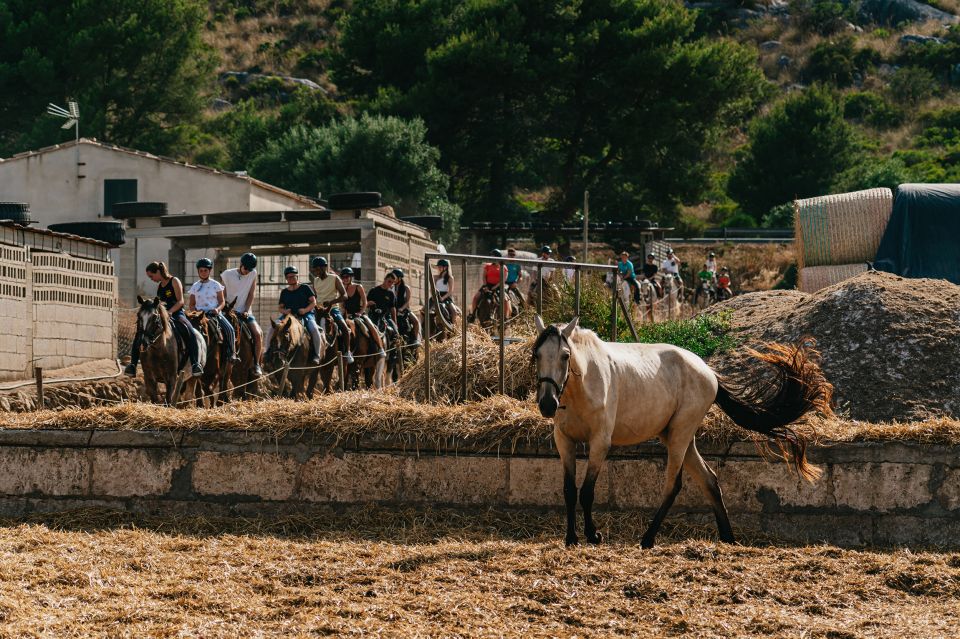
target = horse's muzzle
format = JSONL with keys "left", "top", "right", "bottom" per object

{"left": 538, "top": 394, "right": 559, "bottom": 418}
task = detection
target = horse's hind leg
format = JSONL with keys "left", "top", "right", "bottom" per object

{"left": 683, "top": 440, "right": 734, "bottom": 543}
{"left": 641, "top": 438, "right": 688, "bottom": 549}
{"left": 554, "top": 428, "right": 579, "bottom": 547}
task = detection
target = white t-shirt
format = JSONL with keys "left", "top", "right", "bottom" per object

{"left": 661, "top": 257, "right": 680, "bottom": 275}
{"left": 189, "top": 278, "right": 224, "bottom": 312}
{"left": 221, "top": 268, "right": 257, "bottom": 313}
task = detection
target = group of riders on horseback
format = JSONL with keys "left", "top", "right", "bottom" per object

{"left": 126, "top": 253, "right": 427, "bottom": 386}
{"left": 615, "top": 248, "right": 734, "bottom": 310}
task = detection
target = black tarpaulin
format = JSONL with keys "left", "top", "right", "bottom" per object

{"left": 874, "top": 183, "right": 960, "bottom": 284}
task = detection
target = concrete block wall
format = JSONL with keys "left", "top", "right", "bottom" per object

{"left": 31, "top": 252, "right": 116, "bottom": 369}
{"left": 0, "top": 430, "right": 957, "bottom": 547}
{"left": 0, "top": 243, "right": 30, "bottom": 379}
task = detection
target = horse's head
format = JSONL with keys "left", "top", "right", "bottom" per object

{"left": 268, "top": 315, "right": 302, "bottom": 365}
{"left": 532, "top": 315, "right": 578, "bottom": 418}
{"left": 138, "top": 296, "right": 167, "bottom": 342}
{"left": 186, "top": 310, "right": 207, "bottom": 331}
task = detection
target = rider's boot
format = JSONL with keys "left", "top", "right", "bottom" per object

{"left": 124, "top": 364, "right": 137, "bottom": 377}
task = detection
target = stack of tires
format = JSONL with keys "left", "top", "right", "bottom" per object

{"left": 327, "top": 192, "right": 382, "bottom": 210}
{"left": 0, "top": 202, "right": 31, "bottom": 224}
{"left": 48, "top": 222, "right": 126, "bottom": 245}
{"left": 794, "top": 188, "right": 893, "bottom": 292}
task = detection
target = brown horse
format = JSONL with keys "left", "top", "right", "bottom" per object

{"left": 267, "top": 314, "right": 322, "bottom": 398}
{"left": 532, "top": 316, "right": 833, "bottom": 548}
{"left": 187, "top": 311, "right": 232, "bottom": 407}
{"left": 224, "top": 300, "right": 260, "bottom": 400}
{"left": 315, "top": 312, "right": 344, "bottom": 394}
{"left": 347, "top": 314, "right": 386, "bottom": 389}
{"left": 136, "top": 296, "right": 205, "bottom": 406}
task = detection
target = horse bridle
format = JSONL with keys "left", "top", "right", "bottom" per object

{"left": 141, "top": 309, "right": 166, "bottom": 349}
{"left": 533, "top": 328, "right": 572, "bottom": 399}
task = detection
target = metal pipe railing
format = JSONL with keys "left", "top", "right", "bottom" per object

{"left": 422, "top": 252, "right": 618, "bottom": 403}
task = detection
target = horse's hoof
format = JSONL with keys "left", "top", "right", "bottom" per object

{"left": 565, "top": 536, "right": 580, "bottom": 547}
{"left": 640, "top": 537, "right": 655, "bottom": 550}
{"left": 587, "top": 531, "right": 603, "bottom": 545}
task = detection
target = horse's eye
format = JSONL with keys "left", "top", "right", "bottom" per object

{"left": 561, "top": 353, "right": 569, "bottom": 361}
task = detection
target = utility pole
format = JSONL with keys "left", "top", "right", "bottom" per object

{"left": 582, "top": 190, "right": 589, "bottom": 263}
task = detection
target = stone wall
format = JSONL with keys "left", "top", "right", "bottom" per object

{"left": 0, "top": 243, "right": 30, "bottom": 379}
{"left": 0, "top": 429, "right": 957, "bottom": 547}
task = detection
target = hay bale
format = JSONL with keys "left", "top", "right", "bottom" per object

{"left": 798, "top": 263, "right": 869, "bottom": 292}
{"left": 795, "top": 188, "right": 893, "bottom": 268}
{"left": 396, "top": 324, "right": 536, "bottom": 402}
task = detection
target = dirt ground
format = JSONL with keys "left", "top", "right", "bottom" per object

{"left": 0, "top": 508, "right": 957, "bottom": 638}
{"left": 711, "top": 270, "right": 960, "bottom": 422}
{"left": 0, "top": 358, "right": 120, "bottom": 391}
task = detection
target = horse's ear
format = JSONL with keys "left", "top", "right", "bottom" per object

{"left": 561, "top": 316, "right": 579, "bottom": 338}
{"left": 227, "top": 297, "right": 237, "bottom": 311}
{"left": 534, "top": 315, "right": 546, "bottom": 333}
{"left": 137, "top": 295, "right": 146, "bottom": 305}
{"left": 152, "top": 297, "right": 161, "bottom": 307}
{"left": 270, "top": 317, "right": 279, "bottom": 329}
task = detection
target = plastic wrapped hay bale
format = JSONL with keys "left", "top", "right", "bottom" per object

{"left": 795, "top": 188, "right": 893, "bottom": 268}
{"left": 799, "top": 263, "right": 869, "bottom": 293}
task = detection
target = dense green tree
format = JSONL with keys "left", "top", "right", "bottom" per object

{"left": 728, "top": 86, "right": 856, "bottom": 220}
{"left": 333, "top": 0, "right": 768, "bottom": 226}
{"left": 0, "top": 0, "right": 214, "bottom": 155}
{"left": 249, "top": 114, "right": 462, "bottom": 241}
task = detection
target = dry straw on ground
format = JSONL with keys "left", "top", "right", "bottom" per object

{"left": 0, "top": 507, "right": 958, "bottom": 638}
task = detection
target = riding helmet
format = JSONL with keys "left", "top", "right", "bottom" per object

{"left": 196, "top": 257, "right": 213, "bottom": 270}
{"left": 647, "top": 253, "right": 655, "bottom": 259}
{"left": 666, "top": 247, "right": 674, "bottom": 255}
{"left": 709, "top": 251, "right": 716, "bottom": 257}
{"left": 240, "top": 252, "right": 257, "bottom": 270}
{"left": 436, "top": 258, "right": 450, "bottom": 267}
{"left": 540, "top": 246, "right": 553, "bottom": 255}
{"left": 311, "top": 256, "right": 328, "bottom": 268}
{"left": 284, "top": 266, "right": 299, "bottom": 276}
{"left": 340, "top": 267, "right": 354, "bottom": 276}
{"left": 391, "top": 268, "right": 405, "bottom": 279}
{"left": 490, "top": 249, "right": 503, "bottom": 258}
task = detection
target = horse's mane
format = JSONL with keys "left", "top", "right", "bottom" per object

{"left": 140, "top": 300, "right": 171, "bottom": 336}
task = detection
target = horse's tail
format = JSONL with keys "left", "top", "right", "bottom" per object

{"left": 713, "top": 340, "right": 833, "bottom": 482}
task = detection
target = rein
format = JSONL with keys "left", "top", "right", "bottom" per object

{"left": 532, "top": 326, "right": 579, "bottom": 403}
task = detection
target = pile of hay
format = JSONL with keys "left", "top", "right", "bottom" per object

{"left": 710, "top": 270, "right": 960, "bottom": 422}
{"left": 396, "top": 323, "right": 537, "bottom": 402}
{"left": 0, "top": 391, "right": 553, "bottom": 449}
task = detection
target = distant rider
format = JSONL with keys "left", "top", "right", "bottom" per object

{"left": 188, "top": 258, "right": 240, "bottom": 365}
{"left": 278, "top": 266, "right": 323, "bottom": 365}
{"left": 617, "top": 251, "right": 640, "bottom": 304}
{"left": 469, "top": 249, "right": 511, "bottom": 321}
{"left": 310, "top": 256, "right": 354, "bottom": 365}
{"left": 125, "top": 261, "right": 203, "bottom": 378}
{"left": 391, "top": 268, "right": 422, "bottom": 345}
{"left": 220, "top": 252, "right": 263, "bottom": 376}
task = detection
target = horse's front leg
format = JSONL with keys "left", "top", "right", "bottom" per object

{"left": 554, "top": 427, "right": 579, "bottom": 547}
{"left": 582, "top": 434, "right": 611, "bottom": 545}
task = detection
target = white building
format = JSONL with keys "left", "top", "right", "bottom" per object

{"left": 0, "top": 138, "right": 322, "bottom": 302}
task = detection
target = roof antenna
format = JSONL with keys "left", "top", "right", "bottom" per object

{"left": 46, "top": 100, "right": 81, "bottom": 180}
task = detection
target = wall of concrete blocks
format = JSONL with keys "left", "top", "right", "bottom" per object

{"left": 0, "top": 244, "right": 30, "bottom": 379}
{"left": 0, "top": 242, "right": 117, "bottom": 379}
{"left": 0, "top": 430, "right": 957, "bottom": 547}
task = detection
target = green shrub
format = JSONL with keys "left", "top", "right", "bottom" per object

{"left": 789, "top": 0, "right": 851, "bottom": 35}
{"left": 722, "top": 211, "right": 758, "bottom": 228}
{"left": 542, "top": 275, "right": 737, "bottom": 357}
{"left": 843, "top": 91, "right": 905, "bottom": 129}
{"left": 762, "top": 203, "right": 794, "bottom": 228}
{"left": 834, "top": 156, "right": 915, "bottom": 192}
{"left": 889, "top": 67, "right": 938, "bottom": 105}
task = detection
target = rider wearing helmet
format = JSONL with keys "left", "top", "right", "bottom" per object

{"left": 310, "top": 256, "right": 354, "bottom": 365}
{"left": 717, "top": 266, "right": 733, "bottom": 300}
{"left": 660, "top": 248, "right": 680, "bottom": 277}
{"left": 220, "top": 252, "right": 263, "bottom": 376}
{"left": 705, "top": 251, "right": 718, "bottom": 277}
{"left": 188, "top": 257, "right": 240, "bottom": 364}
{"left": 617, "top": 251, "right": 640, "bottom": 304}
{"left": 277, "top": 265, "right": 323, "bottom": 365}
{"left": 126, "top": 261, "right": 203, "bottom": 378}
{"left": 391, "top": 268, "right": 422, "bottom": 345}
{"left": 504, "top": 246, "right": 524, "bottom": 294}
{"left": 469, "top": 249, "right": 512, "bottom": 322}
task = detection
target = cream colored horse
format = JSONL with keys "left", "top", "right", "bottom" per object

{"left": 532, "top": 316, "right": 832, "bottom": 548}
